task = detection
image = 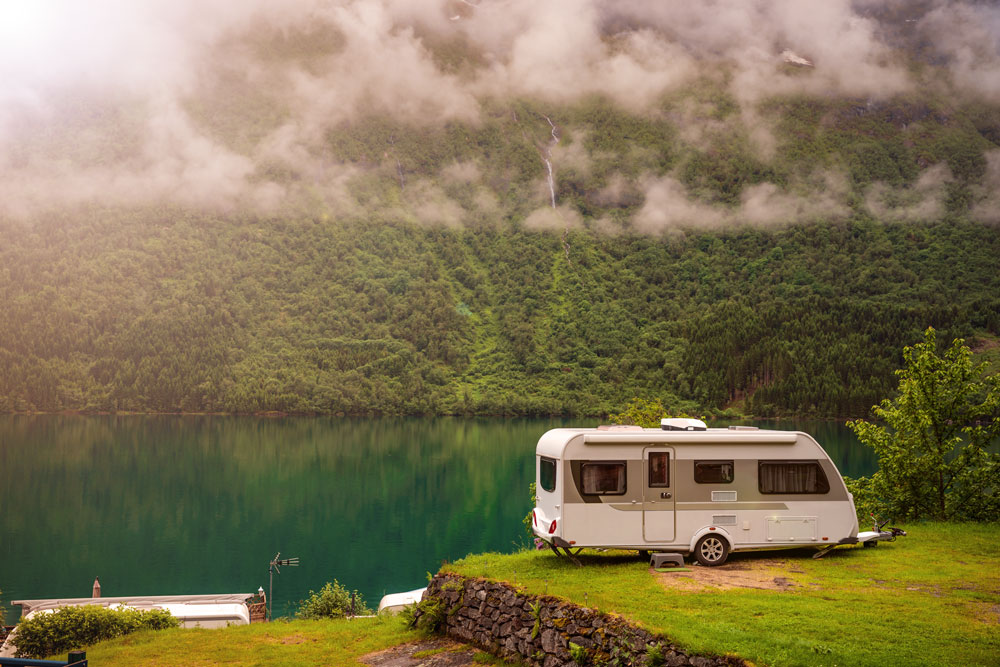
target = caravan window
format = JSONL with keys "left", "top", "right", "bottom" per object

{"left": 648, "top": 452, "right": 670, "bottom": 487}
{"left": 540, "top": 457, "right": 557, "bottom": 492}
{"left": 694, "top": 461, "right": 734, "bottom": 484}
{"left": 758, "top": 461, "right": 830, "bottom": 494}
{"left": 581, "top": 463, "right": 626, "bottom": 495}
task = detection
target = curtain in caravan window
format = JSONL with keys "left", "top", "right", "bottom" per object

{"left": 758, "top": 461, "right": 830, "bottom": 494}
{"left": 581, "top": 463, "right": 625, "bottom": 495}
{"left": 649, "top": 452, "right": 670, "bottom": 487}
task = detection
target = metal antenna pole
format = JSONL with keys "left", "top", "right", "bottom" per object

{"left": 266, "top": 552, "right": 298, "bottom": 621}
{"left": 269, "top": 552, "right": 280, "bottom": 621}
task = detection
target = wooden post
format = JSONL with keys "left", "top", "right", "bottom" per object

{"left": 92, "top": 578, "right": 101, "bottom": 598}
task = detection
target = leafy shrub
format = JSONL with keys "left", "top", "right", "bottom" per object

{"left": 644, "top": 642, "right": 665, "bottom": 667}
{"left": 296, "top": 580, "right": 370, "bottom": 619}
{"left": 12, "top": 605, "right": 177, "bottom": 659}
{"left": 523, "top": 481, "right": 537, "bottom": 542}
{"left": 842, "top": 474, "right": 881, "bottom": 522}
{"left": 608, "top": 398, "right": 702, "bottom": 428}
{"left": 401, "top": 597, "right": 446, "bottom": 633}
{"left": 569, "top": 641, "right": 589, "bottom": 665}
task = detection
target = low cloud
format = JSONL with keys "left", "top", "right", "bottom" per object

{"left": 633, "top": 176, "right": 726, "bottom": 232}
{"left": 0, "top": 0, "right": 996, "bottom": 222}
{"left": 634, "top": 169, "right": 851, "bottom": 233}
{"left": 971, "top": 150, "right": 1000, "bottom": 224}
{"left": 522, "top": 205, "right": 583, "bottom": 232}
{"left": 864, "top": 164, "right": 953, "bottom": 222}
{"left": 740, "top": 172, "right": 850, "bottom": 225}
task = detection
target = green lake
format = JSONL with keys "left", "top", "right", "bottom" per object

{"left": 0, "top": 416, "right": 874, "bottom": 620}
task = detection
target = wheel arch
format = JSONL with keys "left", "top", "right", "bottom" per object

{"left": 688, "top": 526, "right": 734, "bottom": 553}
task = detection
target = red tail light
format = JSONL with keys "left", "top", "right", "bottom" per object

{"left": 532, "top": 510, "right": 537, "bottom": 527}
{"left": 548, "top": 519, "right": 557, "bottom": 534}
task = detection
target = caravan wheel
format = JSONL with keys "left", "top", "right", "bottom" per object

{"left": 694, "top": 535, "right": 729, "bottom": 566}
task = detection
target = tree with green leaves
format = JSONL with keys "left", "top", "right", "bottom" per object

{"left": 608, "top": 397, "right": 703, "bottom": 428}
{"left": 847, "top": 328, "right": 1000, "bottom": 522}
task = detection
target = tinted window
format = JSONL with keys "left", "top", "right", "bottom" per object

{"left": 581, "top": 463, "right": 626, "bottom": 495}
{"left": 540, "top": 457, "right": 557, "bottom": 492}
{"left": 648, "top": 452, "right": 670, "bottom": 487}
{"left": 758, "top": 461, "right": 830, "bottom": 494}
{"left": 694, "top": 461, "right": 734, "bottom": 484}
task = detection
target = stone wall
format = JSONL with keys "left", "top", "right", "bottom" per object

{"left": 418, "top": 573, "right": 745, "bottom": 667}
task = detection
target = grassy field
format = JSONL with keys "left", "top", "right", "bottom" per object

{"left": 445, "top": 523, "right": 1000, "bottom": 667}
{"left": 34, "top": 523, "right": 1000, "bottom": 666}
{"left": 77, "top": 615, "right": 421, "bottom": 667}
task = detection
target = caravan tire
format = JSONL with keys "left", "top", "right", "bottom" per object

{"left": 694, "top": 534, "right": 729, "bottom": 566}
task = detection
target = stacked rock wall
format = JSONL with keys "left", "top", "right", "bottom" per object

{"left": 419, "top": 573, "right": 745, "bottom": 667}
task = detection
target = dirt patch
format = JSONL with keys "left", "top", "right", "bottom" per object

{"left": 653, "top": 555, "right": 810, "bottom": 592}
{"left": 362, "top": 638, "right": 482, "bottom": 667}
{"left": 965, "top": 603, "right": 1000, "bottom": 627}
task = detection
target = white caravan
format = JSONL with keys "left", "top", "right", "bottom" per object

{"left": 531, "top": 419, "right": 893, "bottom": 566}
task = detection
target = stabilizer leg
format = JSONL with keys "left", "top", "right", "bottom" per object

{"left": 812, "top": 544, "right": 838, "bottom": 559}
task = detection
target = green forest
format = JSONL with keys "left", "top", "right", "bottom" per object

{"left": 2, "top": 83, "right": 1000, "bottom": 418}
{"left": 2, "top": 211, "right": 998, "bottom": 418}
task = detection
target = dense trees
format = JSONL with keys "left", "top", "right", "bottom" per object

{"left": 2, "top": 89, "right": 999, "bottom": 417}
{"left": 1, "top": 213, "right": 997, "bottom": 418}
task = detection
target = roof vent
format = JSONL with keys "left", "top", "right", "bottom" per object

{"left": 660, "top": 418, "right": 707, "bottom": 431}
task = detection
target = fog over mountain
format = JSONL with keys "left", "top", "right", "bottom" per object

{"left": 1, "top": 0, "right": 998, "bottom": 225}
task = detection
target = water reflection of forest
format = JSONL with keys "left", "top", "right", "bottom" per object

{"left": 0, "top": 416, "right": 872, "bottom": 617}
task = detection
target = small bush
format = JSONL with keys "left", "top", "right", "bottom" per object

{"left": 645, "top": 643, "right": 665, "bottom": 667}
{"left": 523, "top": 481, "right": 536, "bottom": 542}
{"left": 296, "top": 580, "right": 370, "bottom": 619}
{"left": 401, "top": 597, "right": 446, "bottom": 633}
{"left": 569, "top": 641, "right": 589, "bottom": 665}
{"left": 12, "top": 605, "right": 177, "bottom": 659}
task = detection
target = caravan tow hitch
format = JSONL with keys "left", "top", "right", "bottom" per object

{"left": 813, "top": 515, "right": 907, "bottom": 559}
{"left": 860, "top": 514, "right": 907, "bottom": 547}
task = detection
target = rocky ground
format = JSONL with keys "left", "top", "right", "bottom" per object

{"left": 362, "top": 638, "right": 491, "bottom": 667}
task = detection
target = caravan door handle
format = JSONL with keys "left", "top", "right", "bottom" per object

{"left": 661, "top": 492, "right": 672, "bottom": 499}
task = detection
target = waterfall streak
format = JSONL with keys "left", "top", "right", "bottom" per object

{"left": 541, "top": 115, "right": 559, "bottom": 209}
{"left": 543, "top": 158, "right": 556, "bottom": 209}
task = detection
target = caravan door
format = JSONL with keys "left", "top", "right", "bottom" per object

{"left": 643, "top": 447, "right": 675, "bottom": 542}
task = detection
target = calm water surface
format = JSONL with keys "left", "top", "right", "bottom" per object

{"left": 0, "top": 416, "right": 873, "bottom": 620}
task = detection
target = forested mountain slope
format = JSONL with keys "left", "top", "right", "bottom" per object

{"left": 2, "top": 1, "right": 999, "bottom": 417}
{"left": 2, "top": 213, "right": 997, "bottom": 417}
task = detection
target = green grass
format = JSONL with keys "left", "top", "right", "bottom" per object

{"left": 77, "top": 615, "right": 420, "bottom": 667}
{"left": 35, "top": 524, "right": 999, "bottom": 666}
{"left": 971, "top": 332, "right": 1000, "bottom": 377}
{"left": 445, "top": 523, "right": 1000, "bottom": 667}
